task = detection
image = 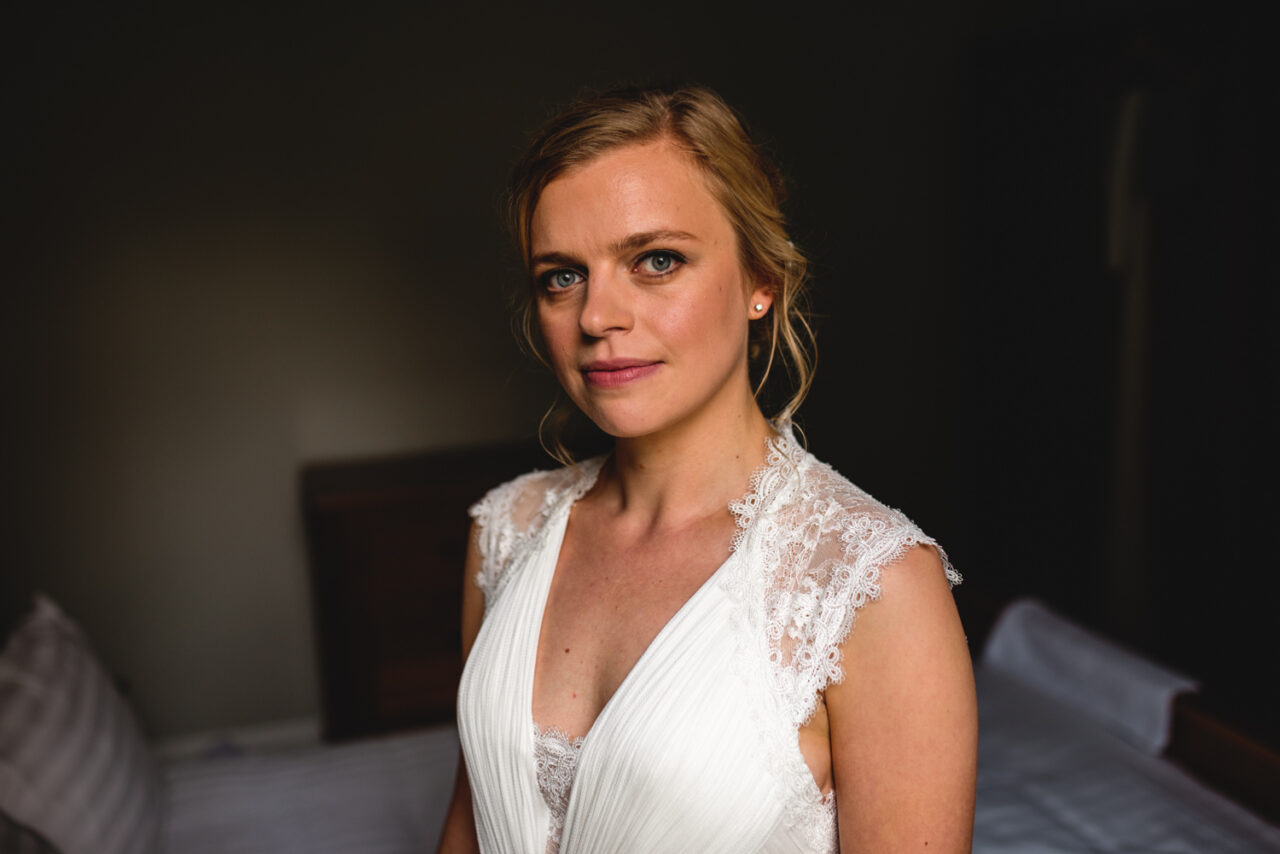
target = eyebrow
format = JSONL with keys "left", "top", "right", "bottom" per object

{"left": 530, "top": 229, "right": 698, "bottom": 269}
{"left": 611, "top": 229, "right": 697, "bottom": 255}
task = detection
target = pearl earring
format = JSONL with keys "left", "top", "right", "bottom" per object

{"left": 753, "top": 303, "right": 764, "bottom": 312}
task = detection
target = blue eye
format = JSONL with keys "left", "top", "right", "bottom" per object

{"left": 639, "top": 251, "right": 684, "bottom": 275}
{"left": 544, "top": 269, "right": 584, "bottom": 290}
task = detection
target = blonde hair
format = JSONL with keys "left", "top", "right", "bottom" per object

{"left": 508, "top": 85, "right": 815, "bottom": 462}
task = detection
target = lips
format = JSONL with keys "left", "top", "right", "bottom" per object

{"left": 580, "top": 359, "right": 662, "bottom": 388}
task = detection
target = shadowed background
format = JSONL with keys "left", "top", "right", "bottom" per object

{"left": 1, "top": 1, "right": 1274, "bottom": 744}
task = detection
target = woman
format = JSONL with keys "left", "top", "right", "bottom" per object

{"left": 437, "top": 85, "right": 977, "bottom": 853}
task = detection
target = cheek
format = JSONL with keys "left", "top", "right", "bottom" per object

{"left": 535, "top": 303, "right": 559, "bottom": 347}
{"left": 537, "top": 307, "right": 578, "bottom": 372}
{"left": 682, "top": 276, "right": 748, "bottom": 346}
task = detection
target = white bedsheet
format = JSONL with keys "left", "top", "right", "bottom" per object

{"left": 158, "top": 675, "right": 1280, "bottom": 853}
{"left": 975, "top": 665, "right": 1280, "bottom": 853}
{"left": 161, "top": 725, "right": 459, "bottom": 854}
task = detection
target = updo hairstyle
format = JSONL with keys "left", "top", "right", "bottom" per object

{"left": 508, "top": 84, "right": 815, "bottom": 460}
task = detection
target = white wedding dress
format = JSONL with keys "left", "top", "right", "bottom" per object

{"left": 456, "top": 429, "right": 960, "bottom": 853}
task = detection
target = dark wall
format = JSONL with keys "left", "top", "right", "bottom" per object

{"left": 1, "top": 2, "right": 1273, "bottom": 738}
{"left": 951, "top": 6, "right": 1278, "bottom": 738}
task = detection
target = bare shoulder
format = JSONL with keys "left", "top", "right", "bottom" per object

{"left": 826, "top": 543, "right": 977, "bottom": 852}
{"left": 829, "top": 543, "right": 972, "bottom": 725}
{"left": 854, "top": 544, "right": 963, "bottom": 648}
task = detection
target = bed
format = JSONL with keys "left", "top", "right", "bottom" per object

{"left": 3, "top": 442, "right": 1278, "bottom": 853}
{"left": 969, "top": 599, "right": 1280, "bottom": 852}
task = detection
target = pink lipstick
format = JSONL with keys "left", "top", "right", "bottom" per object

{"left": 581, "top": 359, "right": 661, "bottom": 388}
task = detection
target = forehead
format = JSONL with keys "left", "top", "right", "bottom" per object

{"left": 530, "top": 140, "right": 732, "bottom": 253}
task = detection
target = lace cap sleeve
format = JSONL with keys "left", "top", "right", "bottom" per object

{"left": 467, "top": 469, "right": 550, "bottom": 611}
{"left": 755, "top": 459, "right": 961, "bottom": 728}
{"left": 467, "top": 458, "right": 606, "bottom": 614}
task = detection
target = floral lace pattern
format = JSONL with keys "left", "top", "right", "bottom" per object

{"left": 532, "top": 723, "right": 585, "bottom": 854}
{"left": 468, "top": 427, "right": 959, "bottom": 853}
{"left": 469, "top": 458, "right": 604, "bottom": 615}
{"left": 724, "top": 427, "right": 960, "bottom": 851}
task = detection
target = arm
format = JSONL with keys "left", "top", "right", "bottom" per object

{"left": 435, "top": 522, "right": 486, "bottom": 854}
{"left": 826, "top": 544, "right": 978, "bottom": 853}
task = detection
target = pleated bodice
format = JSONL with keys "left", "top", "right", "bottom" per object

{"left": 457, "top": 430, "right": 959, "bottom": 853}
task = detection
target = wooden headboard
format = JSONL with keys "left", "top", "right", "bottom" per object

{"left": 301, "top": 440, "right": 545, "bottom": 742}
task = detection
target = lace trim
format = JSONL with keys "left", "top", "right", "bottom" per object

{"left": 470, "top": 458, "right": 606, "bottom": 615}
{"left": 476, "top": 428, "right": 957, "bottom": 854}
{"left": 532, "top": 723, "right": 585, "bottom": 854}
{"left": 723, "top": 423, "right": 959, "bottom": 853}
{"left": 728, "top": 426, "right": 808, "bottom": 554}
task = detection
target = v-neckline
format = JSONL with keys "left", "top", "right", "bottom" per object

{"left": 513, "top": 427, "right": 808, "bottom": 854}
{"left": 526, "top": 473, "right": 742, "bottom": 751}
{"left": 524, "top": 425, "right": 803, "bottom": 752}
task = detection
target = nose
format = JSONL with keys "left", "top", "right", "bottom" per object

{"left": 577, "top": 271, "right": 633, "bottom": 338}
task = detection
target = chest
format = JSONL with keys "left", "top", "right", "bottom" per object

{"left": 531, "top": 509, "right": 736, "bottom": 733}
{"left": 459, "top": 557, "right": 809, "bottom": 853}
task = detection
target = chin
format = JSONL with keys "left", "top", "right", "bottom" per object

{"left": 583, "top": 415, "right": 655, "bottom": 440}
{"left": 576, "top": 403, "right": 670, "bottom": 441}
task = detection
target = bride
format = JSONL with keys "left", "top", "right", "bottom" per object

{"left": 437, "top": 85, "right": 977, "bottom": 853}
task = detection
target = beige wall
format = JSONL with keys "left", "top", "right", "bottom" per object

{"left": 11, "top": 212, "right": 549, "bottom": 739}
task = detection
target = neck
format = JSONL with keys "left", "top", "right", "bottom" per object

{"left": 600, "top": 394, "right": 776, "bottom": 526}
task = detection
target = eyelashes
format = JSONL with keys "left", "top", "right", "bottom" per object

{"left": 542, "top": 268, "right": 586, "bottom": 291}
{"left": 637, "top": 250, "right": 684, "bottom": 275}
{"left": 536, "top": 249, "right": 688, "bottom": 293}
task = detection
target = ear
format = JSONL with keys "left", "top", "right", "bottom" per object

{"left": 747, "top": 281, "right": 774, "bottom": 320}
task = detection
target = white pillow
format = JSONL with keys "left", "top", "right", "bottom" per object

{"left": 0, "top": 595, "right": 161, "bottom": 853}
{"left": 981, "top": 597, "right": 1198, "bottom": 755}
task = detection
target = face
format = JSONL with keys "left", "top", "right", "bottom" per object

{"left": 529, "top": 139, "right": 772, "bottom": 440}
